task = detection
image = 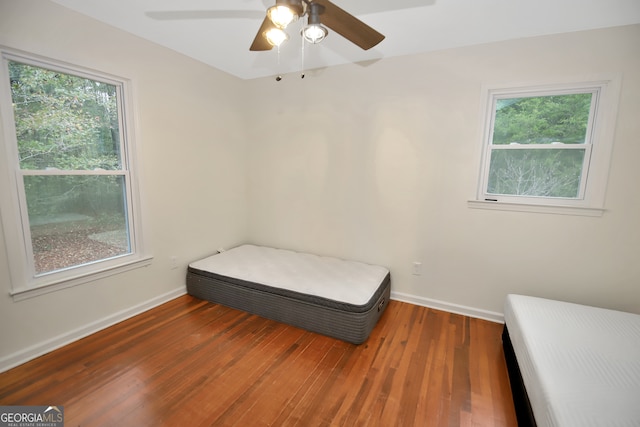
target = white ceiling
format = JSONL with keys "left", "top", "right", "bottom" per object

{"left": 51, "top": 0, "right": 640, "bottom": 80}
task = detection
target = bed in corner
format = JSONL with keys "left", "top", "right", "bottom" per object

{"left": 186, "top": 244, "right": 390, "bottom": 345}
{"left": 502, "top": 294, "right": 640, "bottom": 427}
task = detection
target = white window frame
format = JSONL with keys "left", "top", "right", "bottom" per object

{"left": 0, "top": 47, "right": 151, "bottom": 300}
{"left": 469, "top": 75, "right": 621, "bottom": 216}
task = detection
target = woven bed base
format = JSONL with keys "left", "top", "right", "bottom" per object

{"left": 186, "top": 272, "right": 390, "bottom": 345}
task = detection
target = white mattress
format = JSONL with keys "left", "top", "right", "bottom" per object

{"left": 188, "top": 244, "right": 389, "bottom": 306}
{"left": 504, "top": 294, "right": 640, "bottom": 427}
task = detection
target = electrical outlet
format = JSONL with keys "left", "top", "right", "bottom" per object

{"left": 412, "top": 261, "right": 422, "bottom": 276}
{"left": 170, "top": 256, "right": 178, "bottom": 270}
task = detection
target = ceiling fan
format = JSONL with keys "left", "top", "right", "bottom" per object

{"left": 250, "top": 0, "right": 385, "bottom": 51}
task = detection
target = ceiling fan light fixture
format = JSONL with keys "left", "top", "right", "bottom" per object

{"left": 250, "top": 0, "right": 384, "bottom": 54}
{"left": 302, "top": 24, "right": 328, "bottom": 44}
{"left": 301, "top": 2, "right": 327, "bottom": 44}
{"left": 267, "top": 5, "right": 298, "bottom": 29}
{"left": 265, "top": 27, "right": 289, "bottom": 47}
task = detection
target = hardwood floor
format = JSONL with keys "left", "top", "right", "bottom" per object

{"left": 0, "top": 296, "right": 517, "bottom": 426}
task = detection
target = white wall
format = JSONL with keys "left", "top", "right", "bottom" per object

{"left": 1, "top": 0, "right": 638, "bottom": 371}
{"left": 246, "top": 25, "right": 640, "bottom": 316}
{"left": 0, "top": 0, "right": 248, "bottom": 369}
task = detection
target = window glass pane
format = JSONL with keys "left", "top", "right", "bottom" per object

{"left": 487, "top": 149, "right": 585, "bottom": 198}
{"left": 493, "top": 93, "right": 592, "bottom": 145}
{"left": 24, "top": 175, "right": 131, "bottom": 275}
{"left": 9, "top": 61, "right": 122, "bottom": 170}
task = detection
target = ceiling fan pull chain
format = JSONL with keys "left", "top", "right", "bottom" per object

{"left": 300, "top": 21, "right": 306, "bottom": 79}
{"left": 275, "top": 45, "right": 283, "bottom": 81}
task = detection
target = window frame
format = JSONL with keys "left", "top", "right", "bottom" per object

{"left": 0, "top": 47, "right": 151, "bottom": 300}
{"left": 470, "top": 75, "right": 622, "bottom": 216}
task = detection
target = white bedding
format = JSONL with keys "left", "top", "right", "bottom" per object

{"left": 188, "top": 244, "right": 389, "bottom": 306}
{"left": 504, "top": 294, "right": 640, "bottom": 427}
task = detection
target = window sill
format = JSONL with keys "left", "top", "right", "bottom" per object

{"left": 467, "top": 200, "right": 605, "bottom": 217}
{"left": 10, "top": 255, "right": 154, "bottom": 302}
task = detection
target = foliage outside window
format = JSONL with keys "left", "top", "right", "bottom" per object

{"left": 474, "top": 78, "right": 620, "bottom": 214}
{"left": 0, "top": 51, "right": 149, "bottom": 297}
{"left": 487, "top": 92, "right": 594, "bottom": 198}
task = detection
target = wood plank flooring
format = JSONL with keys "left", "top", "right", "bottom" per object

{"left": 0, "top": 295, "right": 517, "bottom": 426}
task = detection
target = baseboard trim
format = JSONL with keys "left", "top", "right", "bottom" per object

{"left": 0, "top": 287, "right": 186, "bottom": 373}
{"left": 391, "top": 291, "right": 504, "bottom": 323}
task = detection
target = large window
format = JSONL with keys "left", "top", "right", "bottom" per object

{"left": 0, "top": 50, "right": 150, "bottom": 298}
{"left": 473, "top": 77, "right": 621, "bottom": 215}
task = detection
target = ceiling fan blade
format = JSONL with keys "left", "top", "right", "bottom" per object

{"left": 250, "top": 16, "right": 275, "bottom": 51}
{"left": 313, "top": 0, "right": 385, "bottom": 50}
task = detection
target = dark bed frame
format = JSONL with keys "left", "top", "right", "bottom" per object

{"left": 502, "top": 325, "right": 537, "bottom": 427}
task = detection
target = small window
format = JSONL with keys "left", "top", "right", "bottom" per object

{"left": 0, "top": 50, "right": 150, "bottom": 298}
{"left": 473, "top": 77, "right": 621, "bottom": 215}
